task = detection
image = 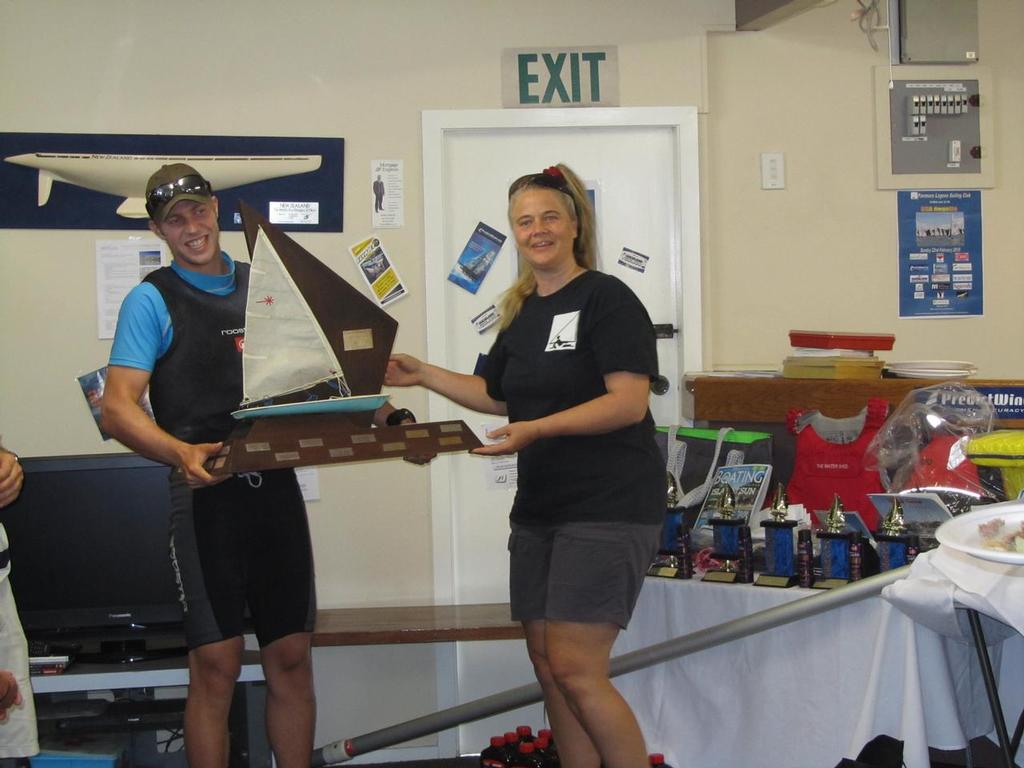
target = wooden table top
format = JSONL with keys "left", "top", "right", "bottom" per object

{"left": 312, "top": 602, "right": 524, "bottom": 647}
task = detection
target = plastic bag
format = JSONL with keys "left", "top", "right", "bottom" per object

{"left": 864, "top": 382, "right": 1003, "bottom": 503}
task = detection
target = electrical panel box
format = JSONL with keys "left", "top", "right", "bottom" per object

{"left": 874, "top": 65, "right": 994, "bottom": 189}
{"left": 899, "top": 0, "right": 979, "bottom": 64}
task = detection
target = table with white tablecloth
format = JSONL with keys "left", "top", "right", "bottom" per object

{"left": 612, "top": 573, "right": 1024, "bottom": 768}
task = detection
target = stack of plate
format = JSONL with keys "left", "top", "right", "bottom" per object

{"left": 884, "top": 360, "right": 977, "bottom": 379}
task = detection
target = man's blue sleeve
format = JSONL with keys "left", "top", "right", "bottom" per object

{"left": 108, "top": 283, "right": 172, "bottom": 372}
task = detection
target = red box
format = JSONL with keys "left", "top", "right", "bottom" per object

{"left": 788, "top": 330, "right": 895, "bottom": 351}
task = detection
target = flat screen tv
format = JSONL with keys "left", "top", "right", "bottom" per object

{"left": 1, "top": 453, "right": 188, "bottom": 661}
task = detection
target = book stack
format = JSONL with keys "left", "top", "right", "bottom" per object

{"left": 782, "top": 330, "right": 895, "bottom": 380}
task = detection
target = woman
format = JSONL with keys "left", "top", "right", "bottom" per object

{"left": 386, "top": 164, "right": 663, "bottom": 768}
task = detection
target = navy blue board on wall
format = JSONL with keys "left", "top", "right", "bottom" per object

{"left": 0, "top": 132, "right": 344, "bottom": 231}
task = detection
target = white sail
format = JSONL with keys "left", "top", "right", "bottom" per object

{"left": 241, "top": 227, "right": 347, "bottom": 404}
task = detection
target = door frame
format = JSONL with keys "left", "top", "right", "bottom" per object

{"left": 420, "top": 107, "right": 702, "bottom": 755}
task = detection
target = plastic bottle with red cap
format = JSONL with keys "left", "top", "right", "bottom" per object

{"left": 649, "top": 752, "right": 674, "bottom": 768}
{"left": 501, "top": 732, "right": 520, "bottom": 765}
{"left": 515, "top": 725, "right": 535, "bottom": 744}
{"left": 534, "top": 733, "right": 559, "bottom": 768}
{"left": 536, "top": 729, "right": 558, "bottom": 768}
{"left": 509, "top": 741, "right": 545, "bottom": 768}
{"left": 480, "top": 736, "right": 509, "bottom": 768}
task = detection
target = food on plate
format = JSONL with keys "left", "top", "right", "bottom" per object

{"left": 978, "top": 517, "right": 1024, "bottom": 553}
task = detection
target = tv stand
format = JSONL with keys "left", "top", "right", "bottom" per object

{"left": 32, "top": 651, "right": 270, "bottom": 766}
{"left": 71, "top": 639, "right": 189, "bottom": 666}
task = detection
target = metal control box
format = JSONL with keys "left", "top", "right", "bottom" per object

{"left": 874, "top": 65, "right": 994, "bottom": 189}
{"left": 899, "top": 0, "right": 979, "bottom": 64}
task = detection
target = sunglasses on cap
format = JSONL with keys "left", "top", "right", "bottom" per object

{"left": 145, "top": 174, "right": 213, "bottom": 217}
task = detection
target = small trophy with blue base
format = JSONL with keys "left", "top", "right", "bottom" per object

{"left": 813, "top": 494, "right": 853, "bottom": 590}
{"left": 875, "top": 497, "right": 911, "bottom": 572}
{"left": 756, "top": 483, "right": 798, "bottom": 588}
{"left": 703, "top": 485, "right": 745, "bottom": 583}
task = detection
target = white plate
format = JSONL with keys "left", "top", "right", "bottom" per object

{"left": 231, "top": 394, "right": 390, "bottom": 420}
{"left": 935, "top": 502, "right": 1024, "bottom": 565}
{"left": 888, "top": 366, "right": 974, "bottom": 378}
{"left": 887, "top": 360, "right": 976, "bottom": 370}
{"left": 886, "top": 370, "right": 977, "bottom": 380}
{"left": 885, "top": 361, "right": 977, "bottom": 379}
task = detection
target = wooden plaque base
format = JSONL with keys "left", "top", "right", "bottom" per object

{"left": 754, "top": 573, "right": 798, "bottom": 588}
{"left": 702, "top": 570, "right": 740, "bottom": 584}
{"left": 208, "top": 414, "right": 482, "bottom": 474}
{"left": 649, "top": 566, "right": 680, "bottom": 579}
{"left": 811, "top": 577, "right": 850, "bottom": 590}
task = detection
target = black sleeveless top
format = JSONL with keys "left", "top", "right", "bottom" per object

{"left": 144, "top": 262, "right": 249, "bottom": 444}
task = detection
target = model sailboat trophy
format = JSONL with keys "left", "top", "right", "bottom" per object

{"left": 206, "top": 202, "right": 481, "bottom": 475}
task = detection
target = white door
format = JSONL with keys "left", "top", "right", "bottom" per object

{"left": 421, "top": 107, "right": 701, "bottom": 752}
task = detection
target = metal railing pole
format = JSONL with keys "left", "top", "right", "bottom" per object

{"left": 312, "top": 567, "right": 909, "bottom": 766}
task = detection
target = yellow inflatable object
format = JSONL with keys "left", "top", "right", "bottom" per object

{"left": 967, "top": 430, "right": 1024, "bottom": 498}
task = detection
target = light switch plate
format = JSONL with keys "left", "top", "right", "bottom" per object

{"left": 760, "top": 152, "right": 785, "bottom": 190}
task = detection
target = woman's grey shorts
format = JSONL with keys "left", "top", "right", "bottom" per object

{"left": 508, "top": 520, "right": 661, "bottom": 629}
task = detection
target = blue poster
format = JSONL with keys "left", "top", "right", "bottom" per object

{"left": 897, "top": 190, "right": 982, "bottom": 318}
{"left": 0, "top": 132, "right": 344, "bottom": 232}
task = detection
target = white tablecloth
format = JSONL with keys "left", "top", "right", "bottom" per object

{"left": 612, "top": 576, "right": 1024, "bottom": 768}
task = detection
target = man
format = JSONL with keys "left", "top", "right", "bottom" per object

{"left": 101, "top": 164, "right": 416, "bottom": 767}
{"left": 0, "top": 445, "right": 38, "bottom": 762}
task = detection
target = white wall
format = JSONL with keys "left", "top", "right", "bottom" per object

{"left": 703, "top": 2, "right": 1024, "bottom": 372}
{"left": 2, "top": 0, "right": 1021, "bottom": 756}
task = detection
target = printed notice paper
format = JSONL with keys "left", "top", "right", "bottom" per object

{"left": 471, "top": 305, "right": 501, "bottom": 333}
{"left": 371, "top": 159, "right": 404, "bottom": 229}
{"left": 617, "top": 246, "right": 649, "bottom": 274}
{"left": 448, "top": 222, "right": 506, "bottom": 294}
{"left": 96, "top": 238, "right": 166, "bottom": 339}
{"left": 349, "top": 236, "right": 408, "bottom": 307}
{"left": 481, "top": 420, "right": 518, "bottom": 492}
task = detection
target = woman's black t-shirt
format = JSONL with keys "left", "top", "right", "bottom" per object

{"left": 482, "top": 270, "right": 664, "bottom": 526}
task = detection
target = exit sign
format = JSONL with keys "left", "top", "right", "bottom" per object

{"left": 502, "top": 46, "right": 619, "bottom": 108}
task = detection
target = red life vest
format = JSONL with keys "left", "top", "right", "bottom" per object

{"left": 786, "top": 398, "right": 889, "bottom": 531}
{"left": 907, "top": 433, "right": 982, "bottom": 493}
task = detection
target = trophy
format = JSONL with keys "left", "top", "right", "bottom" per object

{"left": 756, "top": 483, "right": 798, "bottom": 588}
{"left": 647, "top": 530, "right": 694, "bottom": 580}
{"left": 666, "top": 470, "right": 680, "bottom": 508}
{"left": 875, "top": 497, "right": 911, "bottom": 571}
{"left": 703, "top": 485, "right": 745, "bottom": 583}
{"left": 813, "top": 494, "right": 853, "bottom": 590}
{"left": 649, "top": 473, "right": 693, "bottom": 579}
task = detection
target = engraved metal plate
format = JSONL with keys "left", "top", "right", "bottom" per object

{"left": 342, "top": 328, "right": 374, "bottom": 351}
